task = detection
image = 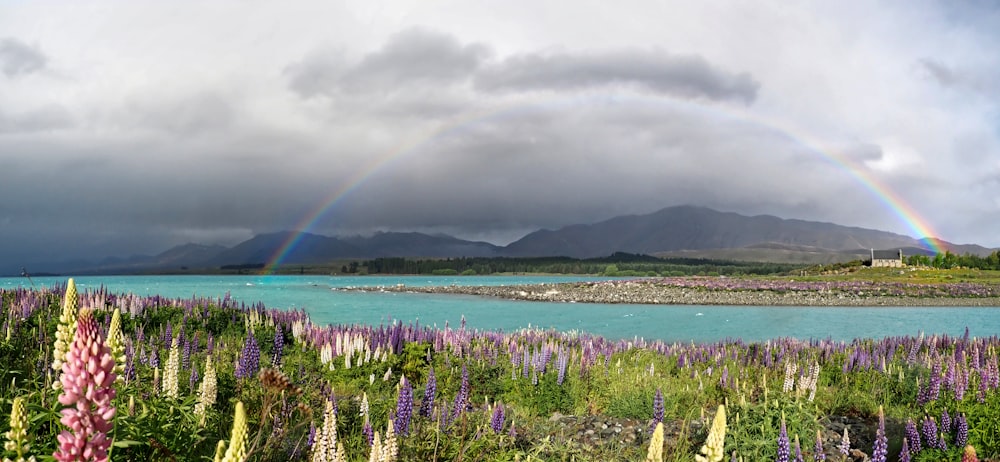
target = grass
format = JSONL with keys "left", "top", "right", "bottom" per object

{"left": 0, "top": 277, "right": 998, "bottom": 461}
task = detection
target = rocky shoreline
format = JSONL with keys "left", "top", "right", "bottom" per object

{"left": 345, "top": 280, "right": 1000, "bottom": 306}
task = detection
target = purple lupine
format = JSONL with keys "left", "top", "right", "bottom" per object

{"left": 163, "top": 321, "right": 172, "bottom": 347}
{"left": 900, "top": 438, "right": 910, "bottom": 462}
{"left": 955, "top": 413, "right": 968, "bottom": 447}
{"left": 271, "top": 325, "right": 284, "bottom": 367}
{"left": 794, "top": 436, "right": 804, "bottom": 462}
{"left": 922, "top": 416, "right": 939, "bottom": 450}
{"left": 363, "top": 419, "right": 374, "bottom": 446}
{"left": 777, "top": 419, "right": 790, "bottom": 462}
{"left": 556, "top": 351, "right": 568, "bottom": 386}
{"left": 394, "top": 376, "right": 413, "bottom": 436}
{"left": 189, "top": 366, "right": 199, "bottom": 393}
{"left": 419, "top": 367, "right": 436, "bottom": 418}
{"left": 150, "top": 347, "right": 160, "bottom": 369}
{"left": 872, "top": 408, "right": 887, "bottom": 462}
{"left": 813, "top": 430, "right": 825, "bottom": 461}
{"left": 650, "top": 388, "right": 664, "bottom": 434}
{"left": 941, "top": 408, "right": 952, "bottom": 435}
{"left": 837, "top": 428, "right": 850, "bottom": 458}
{"left": 905, "top": 418, "right": 921, "bottom": 454}
{"left": 451, "top": 364, "right": 470, "bottom": 422}
{"left": 235, "top": 330, "right": 260, "bottom": 379}
{"left": 182, "top": 338, "right": 192, "bottom": 370}
{"left": 490, "top": 402, "right": 505, "bottom": 434}
{"left": 307, "top": 421, "right": 316, "bottom": 448}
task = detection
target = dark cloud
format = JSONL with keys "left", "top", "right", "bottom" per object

{"left": 0, "top": 38, "right": 46, "bottom": 77}
{"left": 286, "top": 28, "right": 491, "bottom": 98}
{"left": 475, "top": 49, "right": 760, "bottom": 103}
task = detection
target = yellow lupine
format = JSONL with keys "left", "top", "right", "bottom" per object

{"left": 644, "top": 422, "right": 664, "bottom": 462}
{"left": 215, "top": 401, "right": 248, "bottom": 462}
{"left": 695, "top": 405, "right": 727, "bottom": 462}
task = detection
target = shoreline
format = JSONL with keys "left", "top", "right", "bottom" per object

{"left": 347, "top": 279, "right": 1000, "bottom": 306}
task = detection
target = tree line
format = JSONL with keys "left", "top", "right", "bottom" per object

{"left": 352, "top": 254, "right": 802, "bottom": 276}
{"left": 906, "top": 250, "right": 1000, "bottom": 270}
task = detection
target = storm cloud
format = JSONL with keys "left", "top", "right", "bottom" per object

{"left": 0, "top": 0, "right": 998, "bottom": 273}
{"left": 474, "top": 49, "right": 759, "bottom": 103}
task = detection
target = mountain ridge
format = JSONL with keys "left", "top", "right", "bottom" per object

{"left": 18, "top": 205, "right": 995, "bottom": 274}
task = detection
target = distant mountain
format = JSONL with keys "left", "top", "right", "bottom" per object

{"left": 22, "top": 205, "right": 995, "bottom": 275}
{"left": 502, "top": 205, "right": 989, "bottom": 259}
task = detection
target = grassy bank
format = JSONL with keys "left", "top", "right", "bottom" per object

{"left": 1, "top": 280, "right": 998, "bottom": 461}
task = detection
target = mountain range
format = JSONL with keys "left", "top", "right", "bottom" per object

{"left": 17, "top": 205, "right": 996, "bottom": 275}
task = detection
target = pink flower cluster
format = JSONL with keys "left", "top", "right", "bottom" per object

{"left": 54, "top": 309, "right": 116, "bottom": 462}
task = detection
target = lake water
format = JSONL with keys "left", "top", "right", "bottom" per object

{"left": 3, "top": 274, "right": 998, "bottom": 343}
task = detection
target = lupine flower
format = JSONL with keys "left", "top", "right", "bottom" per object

{"left": 695, "top": 405, "right": 726, "bottom": 462}
{"left": 272, "top": 325, "right": 284, "bottom": 367}
{"left": 872, "top": 406, "right": 887, "bottom": 462}
{"left": 51, "top": 279, "right": 79, "bottom": 388}
{"left": 922, "top": 416, "right": 938, "bottom": 450}
{"left": 163, "top": 335, "right": 181, "bottom": 399}
{"left": 4, "top": 396, "right": 36, "bottom": 462}
{"left": 794, "top": 435, "right": 804, "bottom": 462}
{"left": 490, "top": 402, "right": 506, "bottom": 434}
{"left": 235, "top": 330, "right": 260, "bottom": 379}
{"left": 904, "top": 418, "right": 921, "bottom": 454}
{"left": 813, "top": 429, "right": 825, "bottom": 461}
{"left": 899, "top": 438, "right": 910, "bottom": 462}
{"left": 189, "top": 367, "right": 199, "bottom": 394}
{"left": 419, "top": 367, "right": 436, "bottom": 418}
{"left": 962, "top": 445, "right": 979, "bottom": 462}
{"left": 106, "top": 308, "right": 125, "bottom": 383}
{"left": 214, "top": 401, "right": 248, "bottom": 462}
{"left": 394, "top": 376, "right": 412, "bottom": 437}
{"left": 451, "top": 364, "right": 470, "bottom": 423}
{"left": 941, "top": 408, "right": 952, "bottom": 434}
{"left": 363, "top": 420, "right": 374, "bottom": 447}
{"left": 776, "top": 417, "right": 791, "bottom": 462}
{"left": 556, "top": 351, "right": 569, "bottom": 385}
{"left": 54, "top": 309, "right": 116, "bottom": 462}
{"left": 194, "top": 355, "right": 218, "bottom": 426}
{"left": 837, "top": 428, "right": 850, "bottom": 458}
{"left": 645, "top": 422, "right": 664, "bottom": 462}
{"left": 956, "top": 413, "right": 968, "bottom": 448}
{"left": 311, "top": 399, "right": 338, "bottom": 462}
{"left": 650, "top": 388, "right": 665, "bottom": 434}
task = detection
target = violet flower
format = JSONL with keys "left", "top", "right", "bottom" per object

{"left": 394, "top": 376, "right": 413, "bottom": 437}
{"left": 777, "top": 418, "right": 790, "bottom": 462}
{"left": 956, "top": 413, "right": 968, "bottom": 448}
{"left": 419, "top": 367, "right": 436, "bottom": 418}
{"left": 54, "top": 309, "right": 116, "bottom": 462}
{"left": 651, "top": 388, "right": 664, "bottom": 434}
{"left": 921, "top": 417, "right": 938, "bottom": 451}
{"left": 872, "top": 407, "right": 887, "bottom": 462}
{"left": 490, "top": 402, "right": 505, "bottom": 434}
{"left": 904, "top": 418, "right": 921, "bottom": 454}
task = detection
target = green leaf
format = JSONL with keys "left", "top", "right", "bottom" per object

{"left": 112, "top": 439, "right": 144, "bottom": 448}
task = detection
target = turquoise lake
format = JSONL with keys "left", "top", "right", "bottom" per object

{"left": 3, "top": 275, "right": 998, "bottom": 343}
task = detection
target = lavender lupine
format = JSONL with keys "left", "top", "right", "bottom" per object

{"left": 872, "top": 407, "right": 887, "bottom": 462}
{"left": 451, "top": 364, "right": 470, "bottom": 423}
{"left": 777, "top": 418, "right": 790, "bottom": 462}
{"left": 54, "top": 309, "right": 116, "bottom": 462}
{"left": 419, "top": 367, "right": 436, "bottom": 418}
{"left": 941, "top": 408, "right": 952, "bottom": 435}
{"left": 556, "top": 351, "right": 569, "bottom": 386}
{"left": 235, "top": 330, "right": 260, "bottom": 380}
{"left": 490, "top": 402, "right": 506, "bottom": 434}
{"left": 272, "top": 325, "right": 284, "bottom": 367}
{"left": 813, "top": 429, "right": 825, "bottom": 461}
{"left": 956, "top": 413, "right": 968, "bottom": 448}
{"left": 794, "top": 435, "right": 804, "bottom": 462}
{"left": 922, "top": 417, "right": 939, "bottom": 451}
{"left": 394, "top": 376, "right": 413, "bottom": 437}
{"left": 904, "top": 418, "right": 921, "bottom": 454}
{"left": 899, "top": 438, "right": 910, "bottom": 462}
{"left": 837, "top": 428, "right": 850, "bottom": 459}
{"left": 650, "top": 388, "right": 665, "bottom": 434}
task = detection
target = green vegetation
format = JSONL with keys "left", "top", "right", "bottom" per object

{"left": 2, "top": 279, "right": 999, "bottom": 461}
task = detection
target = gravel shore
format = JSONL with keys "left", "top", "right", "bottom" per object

{"left": 346, "top": 280, "right": 1000, "bottom": 306}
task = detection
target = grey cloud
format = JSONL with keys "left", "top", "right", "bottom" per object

{"left": 919, "top": 58, "right": 1000, "bottom": 97}
{"left": 475, "top": 49, "right": 759, "bottom": 103}
{"left": 0, "top": 105, "right": 73, "bottom": 133}
{"left": 286, "top": 28, "right": 491, "bottom": 98}
{"left": 0, "top": 38, "right": 46, "bottom": 77}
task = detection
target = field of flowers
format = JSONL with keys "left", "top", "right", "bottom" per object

{"left": 1, "top": 279, "right": 998, "bottom": 461}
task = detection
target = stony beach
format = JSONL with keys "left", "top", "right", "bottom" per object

{"left": 347, "top": 279, "right": 1000, "bottom": 306}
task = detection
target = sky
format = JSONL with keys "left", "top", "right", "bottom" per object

{"left": 1, "top": 0, "right": 999, "bottom": 267}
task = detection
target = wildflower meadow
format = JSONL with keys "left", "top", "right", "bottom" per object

{"left": 1, "top": 279, "right": 999, "bottom": 461}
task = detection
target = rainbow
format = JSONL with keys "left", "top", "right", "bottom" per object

{"left": 263, "top": 95, "right": 944, "bottom": 272}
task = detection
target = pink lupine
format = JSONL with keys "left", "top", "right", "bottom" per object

{"left": 54, "top": 309, "right": 117, "bottom": 462}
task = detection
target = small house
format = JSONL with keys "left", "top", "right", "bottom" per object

{"left": 868, "top": 249, "right": 904, "bottom": 268}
